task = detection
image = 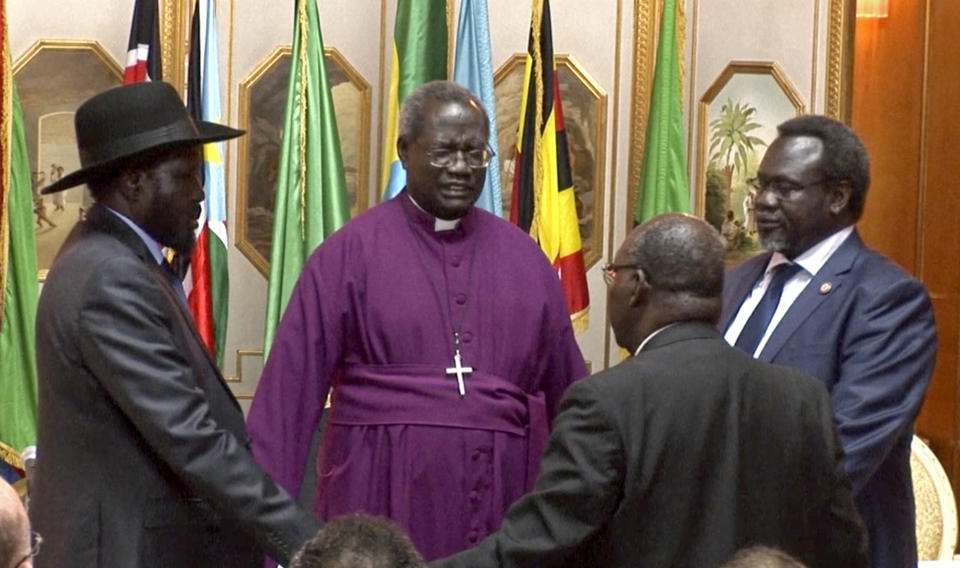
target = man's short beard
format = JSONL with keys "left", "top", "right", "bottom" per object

{"left": 759, "top": 233, "right": 788, "bottom": 253}
{"left": 170, "top": 234, "right": 197, "bottom": 257}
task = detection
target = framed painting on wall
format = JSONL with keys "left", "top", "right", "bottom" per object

{"left": 493, "top": 53, "right": 607, "bottom": 269}
{"left": 697, "top": 61, "right": 804, "bottom": 263}
{"left": 236, "top": 46, "right": 370, "bottom": 277}
{"left": 13, "top": 40, "right": 123, "bottom": 280}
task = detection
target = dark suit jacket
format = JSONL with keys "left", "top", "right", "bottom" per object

{"left": 31, "top": 205, "right": 320, "bottom": 568}
{"left": 432, "top": 322, "right": 869, "bottom": 568}
{"left": 721, "top": 230, "right": 937, "bottom": 568}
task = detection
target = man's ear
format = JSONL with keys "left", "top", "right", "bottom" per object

{"left": 397, "top": 136, "right": 410, "bottom": 167}
{"left": 117, "top": 168, "right": 144, "bottom": 203}
{"left": 828, "top": 180, "right": 852, "bottom": 216}
{"left": 629, "top": 268, "right": 652, "bottom": 308}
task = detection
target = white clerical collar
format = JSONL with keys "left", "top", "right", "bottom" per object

{"left": 634, "top": 322, "right": 682, "bottom": 356}
{"left": 407, "top": 194, "right": 461, "bottom": 232}
{"left": 765, "top": 225, "right": 854, "bottom": 277}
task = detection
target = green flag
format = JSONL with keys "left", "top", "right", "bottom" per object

{"left": 381, "top": 0, "right": 448, "bottom": 199}
{"left": 634, "top": 0, "right": 690, "bottom": 225}
{"left": 0, "top": 79, "right": 40, "bottom": 471}
{"left": 263, "top": 0, "right": 349, "bottom": 358}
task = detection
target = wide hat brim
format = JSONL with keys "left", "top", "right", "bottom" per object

{"left": 40, "top": 81, "right": 244, "bottom": 195}
{"left": 41, "top": 120, "right": 243, "bottom": 195}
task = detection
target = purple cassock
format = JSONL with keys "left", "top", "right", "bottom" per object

{"left": 247, "top": 194, "right": 588, "bottom": 560}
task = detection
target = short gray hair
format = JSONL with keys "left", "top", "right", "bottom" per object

{"left": 397, "top": 80, "right": 489, "bottom": 141}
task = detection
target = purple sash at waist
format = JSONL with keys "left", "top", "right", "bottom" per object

{"left": 332, "top": 363, "right": 548, "bottom": 486}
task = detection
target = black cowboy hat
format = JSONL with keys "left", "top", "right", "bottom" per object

{"left": 41, "top": 81, "right": 244, "bottom": 195}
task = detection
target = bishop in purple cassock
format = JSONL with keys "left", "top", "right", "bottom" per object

{"left": 247, "top": 81, "right": 587, "bottom": 561}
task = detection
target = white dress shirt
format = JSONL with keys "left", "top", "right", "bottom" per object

{"left": 724, "top": 226, "right": 854, "bottom": 356}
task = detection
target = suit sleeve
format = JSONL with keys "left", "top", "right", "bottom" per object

{"left": 78, "top": 258, "right": 320, "bottom": 564}
{"left": 432, "top": 379, "right": 623, "bottom": 568}
{"left": 810, "top": 383, "right": 871, "bottom": 567}
{"left": 833, "top": 276, "right": 936, "bottom": 493}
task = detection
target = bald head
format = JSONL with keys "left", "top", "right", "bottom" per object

{"left": 624, "top": 213, "right": 725, "bottom": 301}
{"left": 0, "top": 479, "right": 31, "bottom": 567}
{"left": 608, "top": 214, "right": 725, "bottom": 351}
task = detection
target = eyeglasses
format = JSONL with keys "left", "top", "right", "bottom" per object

{"left": 602, "top": 262, "right": 642, "bottom": 286}
{"left": 746, "top": 177, "right": 827, "bottom": 197}
{"left": 426, "top": 145, "right": 495, "bottom": 169}
{"left": 12, "top": 531, "right": 41, "bottom": 567}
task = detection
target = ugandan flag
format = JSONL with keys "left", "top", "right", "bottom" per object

{"left": 380, "top": 0, "right": 448, "bottom": 200}
{"left": 511, "top": 0, "right": 588, "bottom": 330}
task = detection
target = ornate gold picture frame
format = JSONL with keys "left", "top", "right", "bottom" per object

{"left": 236, "top": 45, "right": 371, "bottom": 277}
{"left": 493, "top": 53, "right": 607, "bottom": 269}
{"left": 13, "top": 40, "right": 123, "bottom": 281}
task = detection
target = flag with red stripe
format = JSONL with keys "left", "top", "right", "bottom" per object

{"left": 511, "top": 0, "right": 588, "bottom": 330}
{"left": 183, "top": 0, "right": 229, "bottom": 366}
{"left": 123, "top": 0, "right": 161, "bottom": 84}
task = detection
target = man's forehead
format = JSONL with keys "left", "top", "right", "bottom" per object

{"left": 760, "top": 135, "right": 824, "bottom": 172}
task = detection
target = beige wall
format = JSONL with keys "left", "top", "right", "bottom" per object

{"left": 10, "top": 0, "right": 846, "bottom": 403}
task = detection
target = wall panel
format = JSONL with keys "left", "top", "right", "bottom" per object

{"left": 851, "top": 1, "right": 925, "bottom": 274}
{"left": 918, "top": 0, "right": 960, "bottom": 489}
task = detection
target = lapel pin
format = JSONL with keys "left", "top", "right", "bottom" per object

{"left": 819, "top": 282, "right": 833, "bottom": 295}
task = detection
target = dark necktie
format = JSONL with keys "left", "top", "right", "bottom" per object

{"left": 734, "top": 262, "right": 803, "bottom": 355}
{"left": 161, "top": 259, "right": 189, "bottom": 307}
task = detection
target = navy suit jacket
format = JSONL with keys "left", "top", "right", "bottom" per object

{"left": 721, "top": 230, "right": 937, "bottom": 568}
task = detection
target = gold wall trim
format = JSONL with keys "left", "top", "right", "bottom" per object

{"left": 13, "top": 39, "right": 122, "bottom": 76}
{"left": 825, "top": 0, "right": 854, "bottom": 121}
{"left": 602, "top": 0, "right": 625, "bottom": 369}
{"left": 375, "top": 0, "right": 388, "bottom": 202}
{"left": 811, "top": 0, "right": 820, "bottom": 110}
{"left": 685, "top": 0, "right": 700, "bottom": 189}
{"left": 225, "top": 348, "right": 262, "bottom": 383}
{"left": 625, "top": 0, "right": 658, "bottom": 230}
{"left": 160, "top": 0, "right": 189, "bottom": 89}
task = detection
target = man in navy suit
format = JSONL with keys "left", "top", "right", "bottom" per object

{"left": 721, "top": 114, "right": 937, "bottom": 568}
{"left": 432, "top": 214, "right": 869, "bottom": 568}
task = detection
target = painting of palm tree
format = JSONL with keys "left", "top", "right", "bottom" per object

{"left": 709, "top": 99, "right": 766, "bottom": 216}
{"left": 698, "top": 63, "right": 804, "bottom": 260}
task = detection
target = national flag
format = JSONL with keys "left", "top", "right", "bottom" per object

{"left": 0, "top": 0, "right": 40, "bottom": 479}
{"left": 452, "top": 0, "right": 502, "bottom": 216}
{"left": 380, "top": 0, "right": 448, "bottom": 200}
{"left": 123, "top": 0, "right": 162, "bottom": 83}
{"left": 511, "top": 0, "right": 588, "bottom": 330}
{"left": 263, "top": 0, "right": 349, "bottom": 358}
{"left": 634, "top": 0, "right": 690, "bottom": 224}
{"left": 182, "top": 0, "right": 230, "bottom": 366}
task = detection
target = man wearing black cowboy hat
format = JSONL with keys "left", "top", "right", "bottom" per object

{"left": 30, "top": 81, "right": 321, "bottom": 568}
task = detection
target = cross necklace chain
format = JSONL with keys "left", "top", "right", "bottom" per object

{"left": 407, "top": 216, "right": 481, "bottom": 396}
